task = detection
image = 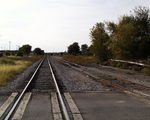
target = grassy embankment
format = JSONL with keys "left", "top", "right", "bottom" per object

{"left": 63, "top": 55, "right": 150, "bottom": 75}
{"left": 0, "top": 56, "right": 42, "bottom": 86}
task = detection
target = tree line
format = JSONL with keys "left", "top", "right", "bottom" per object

{"left": 18, "top": 44, "right": 44, "bottom": 56}
{"left": 4, "top": 44, "right": 44, "bottom": 56}
{"left": 68, "top": 6, "right": 150, "bottom": 61}
{"left": 68, "top": 42, "right": 89, "bottom": 55}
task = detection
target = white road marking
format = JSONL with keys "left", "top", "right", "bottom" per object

{"left": 0, "top": 93, "right": 18, "bottom": 117}
{"left": 64, "top": 93, "right": 83, "bottom": 120}
{"left": 12, "top": 92, "right": 32, "bottom": 120}
{"left": 51, "top": 92, "right": 63, "bottom": 120}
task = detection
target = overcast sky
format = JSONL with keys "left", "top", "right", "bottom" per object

{"left": 0, "top": 0, "right": 149, "bottom": 52}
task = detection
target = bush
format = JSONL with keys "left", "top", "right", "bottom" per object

{"left": 33, "top": 48, "right": 44, "bottom": 55}
{"left": 131, "top": 65, "right": 140, "bottom": 71}
{"left": 68, "top": 42, "right": 80, "bottom": 55}
{"left": 19, "top": 44, "right": 32, "bottom": 56}
{"left": 4, "top": 51, "right": 11, "bottom": 56}
{"left": 141, "top": 67, "right": 150, "bottom": 75}
{"left": 121, "top": 63, "right": 129, "bottom": 69}
{"left": 17, "top": 51, "right": 23, "bottom": 56}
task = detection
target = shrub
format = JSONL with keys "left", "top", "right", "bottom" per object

{"left": 131, "top": 65, "right": 140, "bottom": 71}
{"left": 4, "top": 51, "right": 11, "bottom": 56}
{"left": 141, "top": 67, "right": 150, "bottom": 75}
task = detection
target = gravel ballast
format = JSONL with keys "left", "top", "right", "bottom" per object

{"left": 50, "top": 56, "right": 105, "bottom": 92}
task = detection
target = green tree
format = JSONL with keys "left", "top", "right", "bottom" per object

{"left": 108, "top": 6, "right": 150, "bottom": 59}
{"left": 68, "top": 42, "right": 80, "bottom": 55}
{"left": 33, "top": 48, "right": 44, "bottom": 55}
{"left": 81, "top": 44, "right": 88, "bottom": 55}
{"left": 109, "top": 16, "right": 136, "bottom": 59}
{"left": 107, "top": 21, "right": 117, "bottom": 34}
{"left": 90, "top": 22, "right": 109, "bottom": 61}
{"left": 19, "top": 44, "right": 32, "bottom": 56}
{"left": 133, "top": 6, "right": 150, "bottom": 58}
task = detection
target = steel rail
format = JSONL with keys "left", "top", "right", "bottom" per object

{"left": 56, "top": 58, "right": 150, "bottom": 97}
{"left": 4, "top": 58, "right": 44, "bottom": 120}
{"left": 47, "top": 57, "right": 70, "bottom": 120}
{"left": 110, "top": 59, "right": 149, "bottom": 67}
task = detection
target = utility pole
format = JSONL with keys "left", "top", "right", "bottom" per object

{"left": 9, "top": 41, "right": 11, "bottom": 51}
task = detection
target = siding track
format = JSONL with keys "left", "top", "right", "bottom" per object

{"left": 54, "top": 57, "right": 150, "bottom": 99}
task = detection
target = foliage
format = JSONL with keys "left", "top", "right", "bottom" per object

{"left": 33, "top": 48, "right": 44, "bottom": 55}
{"left": 81, "top": 44, "right": 88, "bottom": 55}
{"left": 107, "top": 6, "right": 150, "bottom": 59}
{"left": 4, "top": 51, "right": 11, "bottom": 56}
{"left": 17, "top": 51, "right": 23, "bottom": 56}
{"left": 107, "top": 21, "right": 117, "bottom": 34}
{"left": 110, "top": 19, "right": 136, "bottom": 59}
{"left": 86, "top": 45, "right": 94, "bottom": 56}
{"left": 141, "top": 67, "right": 150, "bottom": 75}
{"left": 133, "top": 6, "right": 150, "bottom": 58}
{"left": 66, "top": 6, "right": 150, "bottom": 67}
{"left": 90, "top": 22, "right": 110, "bottom": 61}
{"left": 68, "top": 42, "right": 80, "bottom": 55}
{"left": 18, "top": 44, "right": 32, "bottom": 56}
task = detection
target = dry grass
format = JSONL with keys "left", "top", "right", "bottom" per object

{"left": 141, "top": 67, "right": 150, "bottom": 75}
{"left": 0, "top": 56, "right": 42, "bottom": 86}
{"left": 63, "top": 55, "right": 99, "bottom": 65}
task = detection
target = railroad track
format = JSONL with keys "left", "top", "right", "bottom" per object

{"left": 54, "top": 57, "right": 150, "bottom": 99}
{"left": 20, "top": 57, "right": 56, "bottom": 93}
{"left": 0, "top": 56, "right": 83, "bottom": 120}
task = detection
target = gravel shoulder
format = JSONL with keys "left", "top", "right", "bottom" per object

{"left": 55, "top": 56, "right": 150, "bottom": 88}
{"left": 50, "top": 56, "right": 107, "bottom": 92}
{"left": 84, "top": 64, "right": 150, "bottom": 87}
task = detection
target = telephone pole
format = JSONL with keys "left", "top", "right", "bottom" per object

{"left": 9, "top": 41, "right": 11, "bottom": 50}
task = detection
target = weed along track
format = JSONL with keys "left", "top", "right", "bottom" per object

{"left": 0, "top": 55, "right": 82, "bottom": 120}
